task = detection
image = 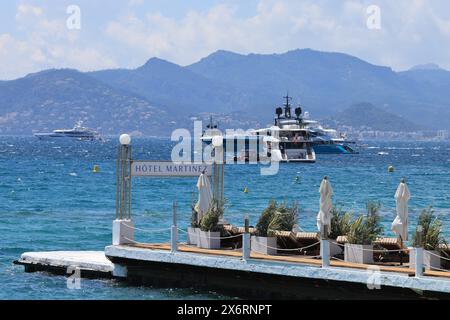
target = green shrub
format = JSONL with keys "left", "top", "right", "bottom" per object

{"left": 190, "top": 206, "right": 199, "bottom": 228}
{"left": 329, "top": 206, "right": 352, "bottom": 240}
{"left": 364, "top": 200, "right": 384, "bottom": 237}
{"left": 347, "top": 201, "right": 384, "bottom": 245}
{"left": 366, "top": 200, "right": 382, "bottom": 217}
{"left": 190, "top": 192, "right": 199, "bottom": 228}
{"left": 199, "top": 199, "right": 223, "bottom": 232}
{"left": 412, "top": 207, "right": 446, "bottom": 251}
{"left": 268, "top": 201, "right": 299, "bottom": 236}
{"left": 256, "top": 200, "right": 277, "bottom": 237}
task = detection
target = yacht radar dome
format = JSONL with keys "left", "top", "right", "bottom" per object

{"left": 295, "top": 106, "right": 302, "bottom": 119}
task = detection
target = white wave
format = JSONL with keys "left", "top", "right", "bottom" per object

{"left": 385, "top": 147, "right": 424, "bottom": 150}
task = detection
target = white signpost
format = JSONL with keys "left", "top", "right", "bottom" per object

{"left": 131, "top": 161, "right": 212, "bottom": 177}
{"left": 114, "top": 134, "right": 216, "bottom": 252}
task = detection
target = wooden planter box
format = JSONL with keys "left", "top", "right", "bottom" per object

{"left": 251, "top": 236, "right": 277, "bottom": 255}
{"left": 187, "top": 227, "right": 200, "bottom": 245}
{"left": 409, "top": 248, "right": 441, "bottom": 270}
{"left": 197, "top": 230, "right": 221, "bottom": 249}
{"left": 344, "top": 244, "right": 374, "bottom": 264}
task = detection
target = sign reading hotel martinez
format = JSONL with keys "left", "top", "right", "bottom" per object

{"left": 131, "top": 161, "right": 212, "bottom": 177}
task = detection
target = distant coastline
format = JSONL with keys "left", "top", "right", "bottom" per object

{"left": 0, "top": 134, "right": 449, "bottom": 143}
{"left": 1, "top": 49, "right": 450, "bottom": 137}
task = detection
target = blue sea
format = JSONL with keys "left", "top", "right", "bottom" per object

{"left": 0, "top": 137, "right": 449, "bottom": 300}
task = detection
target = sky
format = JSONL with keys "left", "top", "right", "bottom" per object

{"left": 0, "top": 0, "right": 450, "bottom": 80}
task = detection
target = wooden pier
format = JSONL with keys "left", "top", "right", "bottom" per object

{"left": 15, "top": 244, "right": 450, "bottom": 299}
{"left": 105, "top": 244, "right": 450, "bottom": 299}
{"left": 126, "top": 243, "right": 450, "bottom": 279}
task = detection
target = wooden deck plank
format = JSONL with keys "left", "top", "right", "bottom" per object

{"left": 424, "top": 269, "right": 450, "bottom": 279}
{"left": 127, "top": 243, "right": 427, "bottom": 277}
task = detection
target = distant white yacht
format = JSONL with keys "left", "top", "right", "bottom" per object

{"left": 34, "top": 121, "right": 102, "bottom": 141}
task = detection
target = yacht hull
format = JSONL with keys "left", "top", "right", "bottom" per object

{"left": 313, "top": 144, "right": 356, "bottom": 154}
{"left": 34, "top": 133, "right": 96, "bottom": 141}
{"left": 280, "top": 159, "right": 315, "bottom": 163}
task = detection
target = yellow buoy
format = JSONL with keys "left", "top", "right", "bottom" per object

{"left": 243, "top": 187, "right": 249, "bottom": 193}
{"left": 388, "top": 165, "right": 395, "bottom": 173}
{"left": 93, "top": 165, "right": 100, "bottom": 173}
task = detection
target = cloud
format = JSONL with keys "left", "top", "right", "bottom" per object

{"left": 128, "top": 0, "right": 144, "bottom": 6}
{"left": 104, "top": 0, "right": 450, "bottom": 70}
{"left": 2, "top": 0, "right": 450, "bottom": 79}
{"left": 16, "top": 4, "right": 43, "bottom": 20}
{"left": 0, "top": 4, "right": 117, "bottom": 80}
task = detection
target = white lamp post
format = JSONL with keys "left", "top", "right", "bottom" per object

{"left": 212, "top": 135, "right": 223, "bottom": 148}
{"left": 119, "top": 133, "right": 131, "bottom": 145}
{"left": 212, "top": 135, "right": 224, "bottom": 219}
{"left": 113, "top": 133, "right": 134, "bottom": 246}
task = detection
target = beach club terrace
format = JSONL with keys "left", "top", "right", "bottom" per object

{"left": 16, "top": 134, "right": 450, "bottom": 299}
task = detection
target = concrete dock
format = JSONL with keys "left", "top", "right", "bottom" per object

{"left": 15, "top": 251, "right": 115, "bottom": 278}
{"left": 15, "top": 244, "right": 450, "bottom": 299}
{"left": 104, "top": 244, "right": 450, "bottom": 299}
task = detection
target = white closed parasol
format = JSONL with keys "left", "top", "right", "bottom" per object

{"left": 391, "top": 179, "right": 410, "bottom": 241}
{"left": 316, "top": 176, "right": 333, "bottom": 235}
{"left": 194, "top": 172, "right": 213, "bottom": 224}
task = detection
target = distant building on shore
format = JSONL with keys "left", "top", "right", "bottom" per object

{"left": 436, "top": 130, "right": 449, "bottom": 140}
{"left": 331, "top": 125, "right": 450, "bottom": 141}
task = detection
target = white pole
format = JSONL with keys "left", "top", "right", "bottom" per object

{"left": 171, "top": 201, "right": 178, "bottom": 252}
{"left": 243, "top": 234, "right": 250, "bottom": 261}
{"left": 242, "top": 216, "right": 250, "bottom": 261}
{"left": 321, "top": 239, "right": 330, "bottom": 268}
{"left": 415, "top": 247, "right": 423, "bottom": 277}
{"left": 321, "top": 224, "right": 330, "bottom": 268}
{"left": 415, "top": 225, "right": 423, "bottom": 277}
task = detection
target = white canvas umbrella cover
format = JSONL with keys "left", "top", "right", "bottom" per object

{"left": 316, "top": 177, "right": 333, "bottom": 235}
{"left": 194, "top": 172, "right": 213, "bottom": 224}
{"left": 391, "top": 180, "right": 410, "bottom": 241}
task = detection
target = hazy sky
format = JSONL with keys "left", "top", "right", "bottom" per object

{"left": 1, "top": 0, "right": 449, "bottom": 80}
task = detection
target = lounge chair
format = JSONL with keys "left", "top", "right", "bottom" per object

{"left": 273, "top": 231, "right": 320, "bottom": 255}
{"left": 222, "top": 224, "right": 256, "bottom": 235}
{"left": 336, "top": 235, "right": 348, "bottom": 244}
{"left": 221, "top": 224, "right": 256, "bottom": 249}
{"left": 373, "top": 237, "right": 403, "bottom": 251}
{"left": 439, "top": 243, "right": 450, "bottom": 253}
{"left": 372, "top": 237, "right": 409, "bottom": 264}
{"left": 294, "top": 232, "right": 321, "bottom": 255}
{"left": 439, "top": 244, "right": 450, "bottom": 269}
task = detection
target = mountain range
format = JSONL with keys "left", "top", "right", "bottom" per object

{"left": 0, "top": 48, "right": 449, "bottom": 135}
{"left": 326, "top": 102, "right": 422, "bottom": 132}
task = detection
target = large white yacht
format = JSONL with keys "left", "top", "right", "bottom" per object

{"left": 249, "top": 96, "right": 316, "bottom": 162}
{"left": 252, "top": 95, "right": 356, "bottom": 155}
{"left": 34, "top": 121, "right": 102, "bottom": 141}
{"left": 202, "top": 98, "right": 317, "bottom": 163}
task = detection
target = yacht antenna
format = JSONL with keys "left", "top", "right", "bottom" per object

{"left": 207, "top": 116, "right": 213, "bottom": 129}
{"left": 283, "top": 93, "right": 292, "bottom": 118}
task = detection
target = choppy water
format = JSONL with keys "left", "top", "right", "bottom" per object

{"left": 0, "top": 137, "right": 449, "bottom": 299}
